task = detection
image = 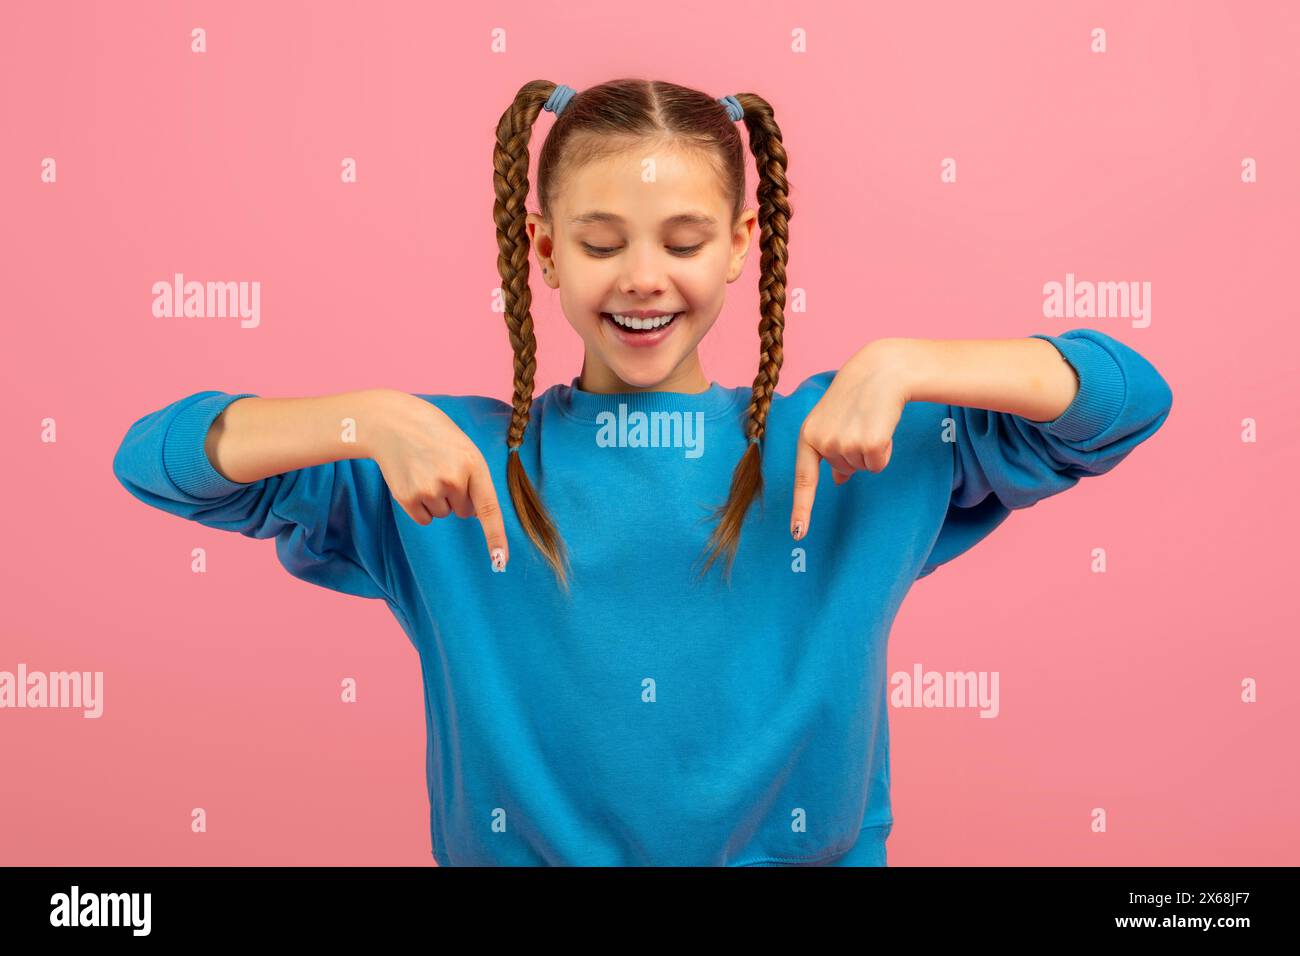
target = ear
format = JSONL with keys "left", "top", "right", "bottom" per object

{"left": 726, "top": 208, "right": 759, "bottom": 283}
{"left": 526, "top": 213, "right": 559, "bottom": 288}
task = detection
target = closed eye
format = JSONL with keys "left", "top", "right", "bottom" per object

{"left": 582, "top": 243, "right": 703, "bottom": 257}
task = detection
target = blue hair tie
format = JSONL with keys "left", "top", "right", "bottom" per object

{"left": 544, "top": 84, "right": 578, "bottom": 116}
{"left": 748, "top": 435, "right": 760, "bottom": 445}
{"left": 546, "top": 85, "right": 738, "bottom": 123}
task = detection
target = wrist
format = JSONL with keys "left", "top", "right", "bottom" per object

{"left": 339, "top": 388, "right": 397, "bottom": 460}
{"left": 850, "top": 337, "right": 935, "bottom": 404}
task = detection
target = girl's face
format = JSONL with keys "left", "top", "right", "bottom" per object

{"left": 526, "top": 140, "right": 757, "bottom": 394}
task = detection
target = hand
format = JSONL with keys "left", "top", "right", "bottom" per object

{"left": 364, "top": 389, "right": 511, "bottom": 571}
{"left": 790, "top": 340, "right": 913, "bottom": 541}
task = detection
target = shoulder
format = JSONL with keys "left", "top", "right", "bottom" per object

{"left": 413, "top": 384, "right": 576, "bottom": 449}
{"left": 765, "top": 369, "right": 835, "bottom": 429}
{"left": 782, "top": 369, "right": 837, "bottom": 402}
{"left": 413, "top": 391, "right": 513, "bottom": 438}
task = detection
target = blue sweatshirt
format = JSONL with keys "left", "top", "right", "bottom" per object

{"left": 111, "top": 328, "right": 1172, "bottom": 866}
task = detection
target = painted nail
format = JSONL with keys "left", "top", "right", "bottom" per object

{"left": 491, "top": 548, "right": 506, "bottom": 572}
{"left": 792, "top": 521, "right": 803, "bottom": 540}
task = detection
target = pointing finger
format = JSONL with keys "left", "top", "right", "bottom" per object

{"left": 791, "top": 430, "right": 822, "bottom": 541}
{"left": 467, "top": 456, "right": 509, "bottom": 572}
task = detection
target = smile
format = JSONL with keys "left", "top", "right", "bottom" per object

{"left": 602, "top": 312, "right": 681, "bottom": 331}
{"left": 599, "top": 312, "right": 683, "bottom": 348}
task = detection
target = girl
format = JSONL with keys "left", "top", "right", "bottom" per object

{"left": 112, "top": 78, "right": 1173, "bottom": 866}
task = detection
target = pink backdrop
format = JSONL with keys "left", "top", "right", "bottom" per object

{"left": 3, "top": 0, "right": 1296, "bottom": 865}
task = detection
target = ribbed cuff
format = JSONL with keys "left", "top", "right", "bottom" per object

{"left": 162, "top": 392, "right": 260, "bottom": 498}
{"left": 1027, "top": 332, "right": 1126, "bottom": 442}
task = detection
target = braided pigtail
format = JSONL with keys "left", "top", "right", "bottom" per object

{"left": 492, "top": 80, "right": 573, "bottom": 594}
{"left": 692, "top": 92, "right": 791, "bottom": 586}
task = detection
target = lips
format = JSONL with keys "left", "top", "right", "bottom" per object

{"left": 600, "top": 311, "right": 682, "bottom": 347}
{"left": 603, "top": 312, "right": 679, "bottom": 331}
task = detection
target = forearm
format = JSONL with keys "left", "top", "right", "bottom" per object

{"left": 204, "top": 388, "right": 394, "bottom": 484}
{"left": 879, "top": 336, "right": 1080, "bottom": 423}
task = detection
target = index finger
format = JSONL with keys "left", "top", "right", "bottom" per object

{"left": 791, "top": 430, "right": 822, "bottom": 541}
{"left": 467, "top": 456, "right": 509, "bottom": 571}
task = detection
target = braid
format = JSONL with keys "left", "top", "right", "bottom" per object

{"left": 492, "top": 80, "right": 572, "bottom": 594}
{"left": 692, "top": 93, "right": 791, "bottom": 586}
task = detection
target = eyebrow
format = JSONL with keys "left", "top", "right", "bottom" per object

{"left": 568, "top": 211, "right": 718, "bottom": 227}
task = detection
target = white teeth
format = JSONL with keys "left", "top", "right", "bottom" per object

{"left": 609, "top": 312, "right": 678, "bottom": 330}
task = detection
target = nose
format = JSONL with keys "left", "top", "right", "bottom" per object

{"left": 617, "top": 241, "right": 668, "bottom": 298}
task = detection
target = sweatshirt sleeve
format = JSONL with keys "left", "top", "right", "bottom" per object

{"left": 111, "top": 390, "right": 397, "bottom": 602}
{"left": 916, "top": 328, "right": 1173, "bottom": 579}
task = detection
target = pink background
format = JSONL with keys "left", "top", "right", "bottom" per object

{"left": 3, "top": 0, "right": 1297, "bottom": 865}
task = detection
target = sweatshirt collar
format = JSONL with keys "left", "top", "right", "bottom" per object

{"left": 555, "top": 376, "right": 744, "bottom": 424}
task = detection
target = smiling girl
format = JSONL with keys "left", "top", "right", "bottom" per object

{"left": 113, "top": 78, "right": 1173, "bottom": 866}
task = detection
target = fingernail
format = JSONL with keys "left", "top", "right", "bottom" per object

{"left": 792, "top": 521, "right": 803, "bottom": 540}
{"left": 491, "top": 548, "right": 506, "bottom": 572}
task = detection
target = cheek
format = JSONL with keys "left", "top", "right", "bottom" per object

{"left": 676, "top": 263, "right": 725, "bottom": 304}
{"left": 696, "top": 246, "right": 733, "bottom": 281}
{"left": 556, "top": 287, "right": 596, "bottom": 328}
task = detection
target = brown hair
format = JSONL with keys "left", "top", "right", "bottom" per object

{"left": 491, "top": 77, "right": 790, "bottom": 594}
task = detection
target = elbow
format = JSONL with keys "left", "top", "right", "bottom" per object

{"left": 1131, "top": 355, "right": 1174, "bottom": 435}
{"left": 111, "top": 436, "right": 131, "bottom": 491}
{"left": 1151, "top": 372, "right": 1174, "bottom": 432}
{"left": 111, "top": 429, "right": 147, "bottom": 499}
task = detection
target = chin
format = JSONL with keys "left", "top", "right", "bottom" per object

{"left": 609, "top": 362, "right": 676, "bottom": 390}
{"left": 611, "top": 371, "right": 664, "bottom": 390}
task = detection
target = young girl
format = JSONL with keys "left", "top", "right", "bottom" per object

{"left": 112, "top": 78, "right": 1173, "bottom": 866}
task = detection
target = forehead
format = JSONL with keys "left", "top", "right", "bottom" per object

{"left": 554, "top": 141, "right": 731, "bottom": 226}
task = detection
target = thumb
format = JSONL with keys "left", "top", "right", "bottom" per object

{"left": 791, "top": 430, "right": 822, "bottom": 540}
